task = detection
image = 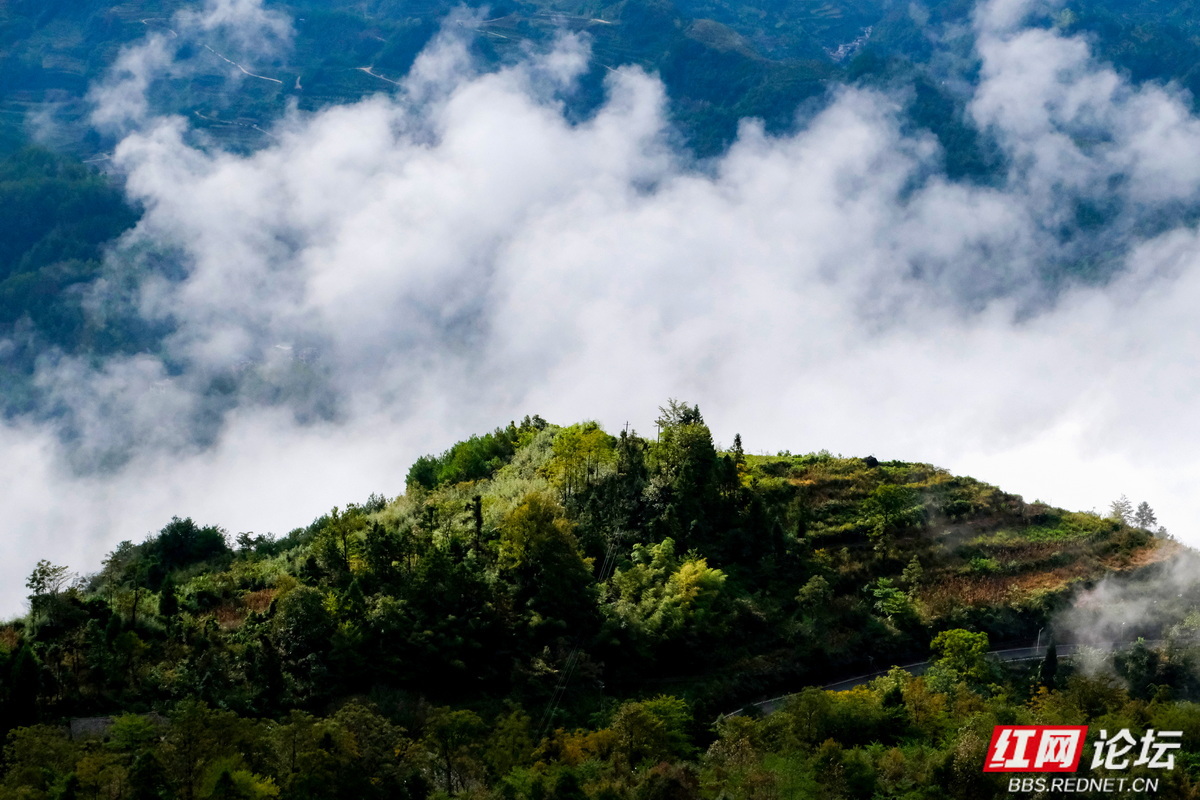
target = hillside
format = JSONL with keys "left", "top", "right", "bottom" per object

{"left": 8, "top": 0, "right": 1200, "bottom": 160}
{"left": 1, "top": 404, "right": 1191, "bottom": 798}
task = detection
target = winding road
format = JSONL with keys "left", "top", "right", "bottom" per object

{"left": 729, "top": 640, "right": 1162, "bottom": 717}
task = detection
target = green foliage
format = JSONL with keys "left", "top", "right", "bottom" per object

{"left": 311, "top": 506, "right": 365, "bottom": 582}
{"left": 1109, "top": 495, "right": 1134, "bottom": 524}
{"left": 406, "top": 419, "right": 544, "bottom": 491}
{"left": 796, "top": 575, "right": 832, "bottom": 611}
{"left": 643, "top": 402, "right": 731, "bottom": 558}
{"left": 499, "top": 493, "right": 597, "bottom": 636}
{"left": 158, "top": 575, "right": 179, "bottom": 618}
{"left": 548, "top": 422, "right": 616, "bottom": 496}
{"left": 128, "top": 752, "right": 169, "bottom": 800}
{"left": 135, "top": 518, "right": 232, "bottom": 588}
{"left": 901, "top": 556, "right": 924, "bottom": 592}
{"left": 967, "top": 556, "right": 1001, "bottom": 575}
{"left": 1134, "top": 501, "right": 1158, "bottom": 530}
{"left": 863, "top": 484, "right": 924, "bottom": 552}
{"left": 608, "top": 695, "right": 695, "bottom": 771}
{"left": 7, "top": 645, "right": 40, "bottom": 727}
{"left": 0, "top": 407, "right": 1184, "bottom": 798}
{"left": 869, "top": 577, "right": 913, "bottom": 620}
{"left": 25, "top": 560, "right": 70, "bottom": 598}
{"left": 1038, "top": 640, "right": 1059, "bottom": 692}
{"left": 486, "top": 706, "right": 536, "bottom": 777}
{"left": 423, "top": 706, "right": 486, "bottom": 794}
{"left": 0, "top": 147, "right": 137, "bottom": 349}
{"left": 1114, "top": 638, "right": 1161, "bottom": 701}
{"left": 0, "top": 725, "right": 76, "bottom": 797}
{"left": 605, "top": 538, "right": 728, "bottom": 643}
{"left": 270, "top": 587, "right": 335, "bottom": 706}
{"left": 929, "top": 629, "right": 991, "bottom": 686}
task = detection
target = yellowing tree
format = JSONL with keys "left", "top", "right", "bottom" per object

{"left": 548, "top": 422, "right": 616, "bottom": 496}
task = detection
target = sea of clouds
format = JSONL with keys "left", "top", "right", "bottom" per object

{"left": 3, "top": 0, "right": 1200, "bottom": 615}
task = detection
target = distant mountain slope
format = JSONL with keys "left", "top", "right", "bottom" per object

{"left": 8, "top": 0, "right": 1198, "bottom": 160}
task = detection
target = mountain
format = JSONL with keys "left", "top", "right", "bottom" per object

{"left": 1, "top": 408, "right": 1194, "bottom": 797}
{"left": 4, "top": 1, "right": 1200, "bottom": 792}
{"left": 6, "top": 0, "right": 1200, "bottom": 159}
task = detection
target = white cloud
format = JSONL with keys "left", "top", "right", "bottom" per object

{"left": 3, "top": 0, "right": 1200, "bottom": 616}
{"left": 88, "top": 0, "right": 292, "bottom": 135}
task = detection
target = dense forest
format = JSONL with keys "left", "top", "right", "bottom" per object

{"left": 0, "top": 144, "right": 145, "bottom": 420}
{"left": 2, "top": 403, "right": 1197, "bottom": 798}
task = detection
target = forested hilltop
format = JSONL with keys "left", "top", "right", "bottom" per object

{"left": 3, "top": 403, "right": 1198, "bottom": 799}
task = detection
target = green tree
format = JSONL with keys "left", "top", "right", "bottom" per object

{"left": 363, "top": 520, "right": 412, "bottom": 585}
{"left": 609, "top": 696, "right": 694, "bottom": 772}
{"left": 270, "top": 587, "right": 335, "bottom": 705}
{"left": 159, "top": 574, "right": 179, "bottom": 619}
{"left": 208, "top": 769, "right": 242, "bottom": 800}
{"left": 159, "top": 701, "right": 261, "bottom": 800}
{"left": 108, "top": 714, "right": 161, "bottom": 753}
{"left": 0, "top": 725, "right": 78, "bottom": 796}
{"left": 649, "top": 401, "right": 720, "bottom": 548}
{"left": 1039, "top": 639, "right": 1059, "bottom": 692}
{"left": 796, "top": 575, "right": 832, "bottom": 612}
{"left": 929, "top": 629, "right": 991, "bottom": 686}
{"left": 1134, "top": 501, "right": 1158, "bottom": 530}
{"left": 50, "top": 773, "right": 81, "bottom": 800}
{"left": 314, "top": 507, "right": 365, "bottom": 583}
{"left": 486, "top": 706, "right": 535, "bottom": 778}
{"left": 423, "top": 707, "right": 486, "bottom": 795}
{"left": 328, "top": 701, "right": 425, "bottom": 800}
{"left": 606, "top": 538, "right": 728, "bottom": 645}
{"left": 1115, "top": 639, "right": 1160, "bottom": 700}
{"left": 1109, "top": 495, "right": 1133, "bottom": 524}
{"left": 901, "top": 556, "right": 924, "bottom": 594}
{"left": 128, "top": 752, "right": 169, "bottom": 800}
{"left": 25, "top": 559, "right": 73, "bottom": 633}
{"left": 863, "top": 484, "right": 923, "bottom": 552}
{"left": 550, "top": 422, "right": 616, "bottom": 496}
{"left": 26, "top": 559, "right": 70, "bottom": 598}
{"left": 8, "top": 644, "right": 41, "bottom": 725}
{"left": 147, "top": 517, "right": 230, "bottom": 578}
{"left": 499, "top": 494, "right": 598, "bottom": 636}
{"left": 869, "top": 577, "right": 913, "bottom": 619}
{"left": 550, "top": 769, "right": 588, "bottom": 800}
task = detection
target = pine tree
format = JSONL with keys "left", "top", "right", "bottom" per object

{"left": 51, "top": 774, "right": 80, "bottom": 800}
{"left": 9, "top": 645, "right": 40, "bottom": 725}
{"left": 901, "top": 556, "right": 924, "bottom": 594}
{"left": 159, "top": 575, "right": 178, "bottom": 619}
{"left": 550, "top": 770, "right": 587, "bottom": 800}
{"left": 1134, "top": 501, "right": 1158, "bottom": 530}
{"left": 128, "top": 753, "right": 168, "bottom": 800}
{"left": 208, "top": 769, "right": 240, "bottom": 800}
{"left": 1040, "top": 640, "right": 1058, "bottom": 691}
{"left": 1109, "top": 495, "right": 1133, "bottom": 524}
